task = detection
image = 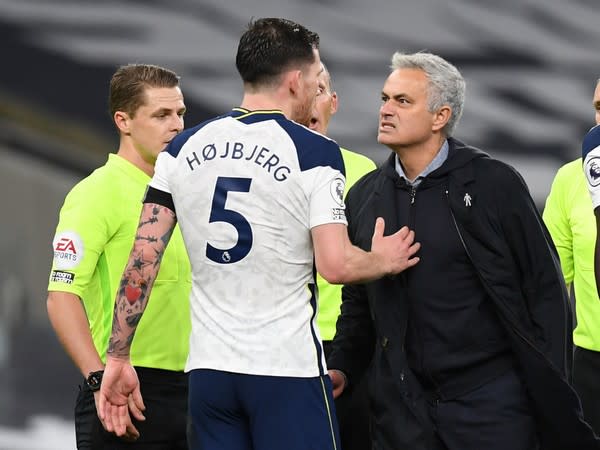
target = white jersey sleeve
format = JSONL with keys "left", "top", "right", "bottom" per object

{"left": 301, "top": 166, "right": 346, "bottom": 228}
{"left": 150, "top": 151, "right": 174, "bottom": 195}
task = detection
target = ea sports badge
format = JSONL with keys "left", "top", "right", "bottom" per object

{"left": 52, "top": 231, "right": 84, "bottom": 269}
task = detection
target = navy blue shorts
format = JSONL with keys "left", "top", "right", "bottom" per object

{"left": 188, "top": 369, "right": 341, "bottom": 450}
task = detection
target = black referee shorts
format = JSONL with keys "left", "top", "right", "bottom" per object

{"left": 74, "top": 366, "right": 188, "bottom": 450}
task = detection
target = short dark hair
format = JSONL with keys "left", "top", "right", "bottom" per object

{"left": 235, "top": 18, "right": 320, "bottom": 88}
{"left": 109, "top": 64, "right": 180, "bottom": 119}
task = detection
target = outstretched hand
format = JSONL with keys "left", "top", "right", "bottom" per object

{"left": 371, "top": 218, "right": 420, "bottom": 275}
{"left": 97, "top": 357, "right": 145, "bottom": 439}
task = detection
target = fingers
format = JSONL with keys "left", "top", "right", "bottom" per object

{"left": 328, "top": 370, "right": 341, "bottom": 387}
{"left": 121, "top": 430, "right": 140, "bottom": 443}
{"left": 405, "top": 255, "right": 420, "bottom": 268}
{"left": 97, "top": 393, "right": 109, "bottom": 431}
{"left": 332, "top": 384, "right": 344, "bottom": 399}
{"left": 377, "top": 223, "right": 413, "bottom": 243}
{"left": 122, "top": 410, "right": 140, "bottom": 441}
{"left": 97, "top": 362, "right": 142, "bottom": 439}
{"left": 99, "top": 394, "right": 117, "bottom": 434}
{"left": 371, "top": 219, "right": 421, "bottom": 275}
{"left": 100, "top": 395, "right": 140, "bottom": 440}
{"left": 128, "top": 390, "right": 146, "bottom": 421}
{"left": 327, "top": 370, "right": 346, "bottom": 399}
{"left": 112, "top": 403, "right": 130, "bottom": 437}
{"left": 407, "top": 241, "right": 421, "bottom": 257}
{"left": 392, "top": 225, "right": 410, "bottom": 240}
{"left": 372, "top": 217, "right": 385, "bottom": 239}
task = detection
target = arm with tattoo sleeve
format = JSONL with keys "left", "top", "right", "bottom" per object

{"left": 98, "top": 203, "right": 176, "bottom": 437}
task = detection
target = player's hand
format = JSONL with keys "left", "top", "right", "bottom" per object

{"left": 371, "top": 218, "right": 420, "bottom": 275}
{"left": 97, "top": 357, "right": 145, "bottom": 439}
{"left": 95, "top": 387, "right": 141, "bottom": 441}
{"left": 328, "top": 369, "right": 347, "bottom": 399}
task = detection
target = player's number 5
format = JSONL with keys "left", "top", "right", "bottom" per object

{"left": 206, "top": 176, "right": 253, "bottom": 264}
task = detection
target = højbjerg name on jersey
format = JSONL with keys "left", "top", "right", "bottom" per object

{"left": 185, "top": 141, "right": 291, "bottom": 182}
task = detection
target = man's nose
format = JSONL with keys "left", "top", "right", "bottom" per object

{"left": 173, "top": 115, "right": 184, "bottom": 132}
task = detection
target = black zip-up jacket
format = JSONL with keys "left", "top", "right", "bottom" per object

{"left": 393, "top": 150, "right": 514, "bottom": 395}
{"left": 328, "top": 138, "right": 599, "bottom": 450}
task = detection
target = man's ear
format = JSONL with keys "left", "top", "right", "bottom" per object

{"left": 330, "top": 91, "right": 339, "bottom": 115}
{"left": 432, "top": 105, "right": 451, "bottom": 132}
{"left": 286, "top": 69, "right": 303, "bottom": 96}
{"left": 114, "top": 111, "right": 131, "bottom": 135}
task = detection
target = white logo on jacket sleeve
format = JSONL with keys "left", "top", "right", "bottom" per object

{"left": 52, "top": 231, "right": 84, "bottom": 269}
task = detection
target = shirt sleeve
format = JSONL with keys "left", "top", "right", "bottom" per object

{"left": 149, "top": 151, "right": 174, "bottom": 194}
{"left": 303, "top": 165, "right": 347, "bottom": 228}
{"left": 542, "top": 166, "right": 574, "bottom": 285}
{"left": 47, "top": 181, "right": 112, "bottom": 296}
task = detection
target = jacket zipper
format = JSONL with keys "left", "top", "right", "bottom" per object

{"left": 443, "top": 188, "right": 565, "bottom": 367}
{"left": 408, "top": 184, "right": 432, "bottom": 384}
{"left": 409, "top": 185, "right": 417, "bottom": 228}
{"left": 402, "top": 184, "right": 417, "bottom": 355}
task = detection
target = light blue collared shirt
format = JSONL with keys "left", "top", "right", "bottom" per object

{"left": 394, "top": 140, "right": 449, "bottom": 187}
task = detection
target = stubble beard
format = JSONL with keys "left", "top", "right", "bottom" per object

{"left": 292, "top": 96, "right": 315, "bottom": 127}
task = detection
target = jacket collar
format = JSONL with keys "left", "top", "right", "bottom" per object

{"left": 368, "top": 138, "right": 489, "bottom": 229}
{"left": 377, "top": 138, "right": 486, "bottom": 191}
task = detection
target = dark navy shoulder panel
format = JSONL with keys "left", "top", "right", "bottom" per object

{"left": 233, "top": 109, "right": 285, "bottom": 124}
{"left": 275, "top": 118, "right": 345, "bottom": 177}
{"left": 164, "top": 111, "right": 234, "bottom": 157}
{"left": 583, "top": 124, "right": 600, "bottom": 160}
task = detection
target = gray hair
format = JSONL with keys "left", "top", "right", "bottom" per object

{"left": 320, "top": 62, "right": 334, "bottom": 93}
{"left": 390, "top": 51, "right": 465, "bottom": 137}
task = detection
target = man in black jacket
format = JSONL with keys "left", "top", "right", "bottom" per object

{"left": 327, "top": 51, "right": 599, "bottom": 450}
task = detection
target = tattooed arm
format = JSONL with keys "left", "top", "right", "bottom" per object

{"left": 108, "top": 203, "right": 176, "bottom": 358}
{"left": 98, "top": 203, "right": 177, "bottom": 437}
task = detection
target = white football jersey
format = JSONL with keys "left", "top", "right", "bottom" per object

{"left": 149, "top": 109, "right": 347, "bottom": 377}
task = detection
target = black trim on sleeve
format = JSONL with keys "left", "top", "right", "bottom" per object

{"left": 143, "top": 186, "right": 176, "bottom": 213}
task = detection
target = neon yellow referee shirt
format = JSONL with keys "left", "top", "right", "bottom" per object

{"left": 317, "top": 148, "right": 376, "bottom": 341}
{"left": 48, "top": 154, "right": 191, "bottom": 370}
{"left": 543, "top": 158, "right": 600, "bottom": 351}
